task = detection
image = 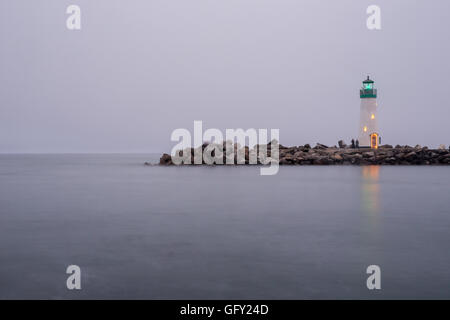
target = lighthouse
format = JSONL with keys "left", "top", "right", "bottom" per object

{"left": 359, "top": 76, "right": 380, "bottom": 149}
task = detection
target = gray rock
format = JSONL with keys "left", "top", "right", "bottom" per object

{"left": 314, "top": 143, "right": 328, "bottom": 149}
{"left": 159, "top": 153, "right": 173, "bottom": 165}
{"left": 404, "top": 152, "right": 416, "bottom": 159}
{"left": 338, "top": 140, "right": 347, "bottom": 148}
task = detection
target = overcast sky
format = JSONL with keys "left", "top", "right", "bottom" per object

{"left": 1, "top": 0, "right": 449, "bottom": 153}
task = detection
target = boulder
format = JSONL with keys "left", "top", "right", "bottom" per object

{"left": 293, "top": 151, "right": 305, "bottom": 159}
{"left": 313, "top": 156, "right": 328, "bottom": 165}
{"left": 404, "top": 152, "right": 416, "bottom": 159}
{"left": 314, "top": 143, "right": 328, "bottom": 150}
{"left": 338, "top": 140, "right": 347, "bottom": 148}
{"left": 159, "top": 153, "right": 173, "bottom": 165}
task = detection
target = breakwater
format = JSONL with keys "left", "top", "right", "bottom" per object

{"left": 157, "top": 142, "right": 450, "bottom": 166}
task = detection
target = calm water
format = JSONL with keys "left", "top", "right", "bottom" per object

{"left": 0, "top": 154, "right": 449, "bottom": 299}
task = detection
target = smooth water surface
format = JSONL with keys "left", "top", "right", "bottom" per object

{"left": 0, "top": 154, "right": 449, "bottom": 299}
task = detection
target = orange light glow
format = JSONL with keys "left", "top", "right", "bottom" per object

{"left": 361, "top": 166, "right": 380, "bottom": 215}
{"left": 371, "top": 114, "right": 375, "bottom": 120}
{"left": 363, "top": 126, "right": 367, "bottom": 132}
{"left": 363, "top": 165, "right": 380, "bottom": 180}
{"left": 370, "top": 133, "right": 378, "bottom": 149}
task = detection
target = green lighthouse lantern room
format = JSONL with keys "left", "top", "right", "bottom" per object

{"left": 360, "top": 76, "right": 377, "bottom": 98}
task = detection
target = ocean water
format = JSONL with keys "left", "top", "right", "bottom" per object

{"left": 0, "top": 154, "right": 449, "bottom": 299}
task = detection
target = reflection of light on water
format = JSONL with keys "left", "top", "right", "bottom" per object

{"left": 361, "top": 166, "right": 380, "bottom": 215}
{"left": 360, "top": 166, "right": 381, "bottom": 263}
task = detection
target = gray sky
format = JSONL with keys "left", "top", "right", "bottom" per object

{"left": 1, "top": 0, "right": 449, "bottom": 153}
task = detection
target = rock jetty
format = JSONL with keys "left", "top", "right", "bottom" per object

{"left": 158, "top": 142, "right": 450, "bottom": 166}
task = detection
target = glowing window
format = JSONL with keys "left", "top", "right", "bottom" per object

{"left": 371, "top": 114, "right": 375, "bottom": 120}
{"left": 363, "top": 126, "right": 367, "bottom": 132}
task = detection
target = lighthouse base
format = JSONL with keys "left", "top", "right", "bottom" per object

{"left": 358, "top": 133, "right": 380, "bottom": 149}
{"left": 358, "top": 97, "right": 379, "bottom": 149}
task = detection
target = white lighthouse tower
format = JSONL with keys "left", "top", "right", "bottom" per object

{"left": 358, "top": 76, "right": 380, "bottom": 148}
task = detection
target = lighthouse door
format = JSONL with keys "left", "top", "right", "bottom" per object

{"left": 370, "top": 133, "right": 378, "bottom": 149}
